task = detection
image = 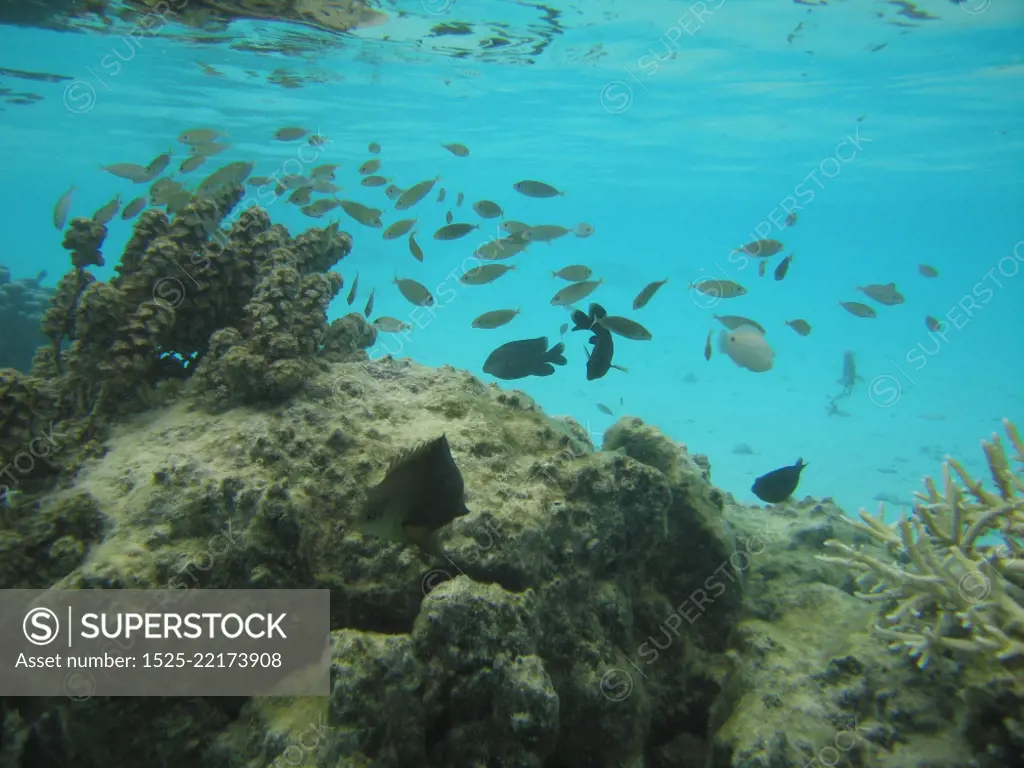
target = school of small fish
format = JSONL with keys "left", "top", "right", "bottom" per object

{"left": 50, "top": 127, "right": 948, "bottom": 394}
{"left": 685, "top": 235, "right": 945, "bottom": 375}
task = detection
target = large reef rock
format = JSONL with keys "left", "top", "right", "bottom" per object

{"left": 0, "top": 352, "right": 1000, "bottom": 768}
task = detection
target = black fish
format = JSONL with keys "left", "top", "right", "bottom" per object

{"left": 358, "top": 434, "right": 470, "bottom": 554}
{"left": 584, "top": 327, "right": 614, "bottom": 380}
{"left": 751, "top": 459, "right": 807, "bottom": 504}
{"left": 483, "top": 337, "right": 566, "bottom": 380}
{"left": 346, "top": 272, "right": 358, "bottom": 305}
{"left": 774, "top": 254, "right": 792, "bottom": 281}
{"left": 571, "top": 303, "right": 615, "bottom": 380}
{"left": 570, "top": 302, "right": 607, "bottom": 332}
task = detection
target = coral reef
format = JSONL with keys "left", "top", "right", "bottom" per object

{"left": 0, "top": 184, "right": 1014, "bottom": 767}
{"left": 818, "top": 420, "right": 1024, "bottom": 766}
{"left": 2, "top": 344, "right": 1008, "bottom": 767}
{"left": 818, "top": 420, "right": 1023, "bottom": 668}
{"left": 0, "top": 181, "right": 361, "bottom": 506}
{"left": 0, "top": 265, "right": 52, "bottom": 373}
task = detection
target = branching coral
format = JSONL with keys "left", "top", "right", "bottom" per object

{"left": 818, "top": 419, "right": 1024, "bottom": 669}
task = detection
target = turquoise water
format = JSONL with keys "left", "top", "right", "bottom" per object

{"left": 1, "top": 0, "right": 1022, "bottom": 515}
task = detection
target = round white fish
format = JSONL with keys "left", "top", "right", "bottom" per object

{"left": 719, "top": 325, "right": 774, "bottom": 373}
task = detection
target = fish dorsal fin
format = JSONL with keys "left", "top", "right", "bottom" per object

{"left": 386, "top": 434, "right": 446, "bottom": 474}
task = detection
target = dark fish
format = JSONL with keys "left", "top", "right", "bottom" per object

{"left": 571, "top": 304, "right": 614, "bottom": 381}
{"left": 483, "top": 337, "right": 567, "bottom": 380}
{"left": 704, "top": 330, "right": 712, "bottom": 361}
{"left": 925, "top": 315, "right": 942, "bottom": 332}
{"left": 570, "top": 302, "right": 607, "bottom": 332}
{"left": 347, "top": 273, "right": 359, "bottom": 305}
{"left": 774, "top": 254, "right": 792, "bottom": 281}
{"left": 751, "top": 459, "right": 806, "bottom": 504}
{"left": 363, "top": 289, "right": 375, "bottom": 319}
{"left": 597, "top": 403, "right": 613, "bottom": 415}
{"left": 357, "top": 435, "right": 470, "bottom": 554}
{"left": 784, "top": 212, "right": 798, "bottom": 227}
{"left": 584, "top": 329, "right": 614, "bottom": 381}
{"left": 918, "top": 264, "right": 939, "bottom": 278}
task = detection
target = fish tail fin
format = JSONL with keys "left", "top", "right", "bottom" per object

{"left": 796, "top": 457, "right": 807, "bottom": 467}
{"left": 547, "top": 342, "right": 567, "bottom": 366}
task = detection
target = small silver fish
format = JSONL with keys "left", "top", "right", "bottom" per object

{"left": 384, "top": 219, "right": 417, "bottom": 240}
{"left": 513, "top": 180, "right": 564, "bottom": 198}
{"left": 179, "top": 155, "right": 206, "bottom": 174}
{"left": 121, "top": 196, "right": 147, "bottom": 220}
{"left": 632, "top": 279, "right": 667, "bottom": 310}
{"left": 274, "top": 126, "right": 308, "bottom": 141}
{"left": 373, "top": 317, "right": 410, "bottom": 333}
{"left": 394, "top": 277, "right": 434, "bottom": 307}
{"left": 433, "top": 223, "right": 478, "bottom": 241}
{"left": 522, "top": 225, "right": 570, "bottom": 243}
{"left": 52, "top": 185, "right": 75, "bottom": 230}
{"left": 101, "top": 163, "right": 152, "bottom": 183}
{"left": 472, "top": 200, "right": 503, "bottom": 219}
{"left": 359, "top": 158, "right": 381, "bottom": 175}
{"left": 472, "top": 308, "right": 520, "bottom": 329}
{"left": 395, "top": 176, "right": 440, "bottom": 211}
{"left": 595, "top": 316, "right": 652, "bottom": 341}
{"left": 459, "top": 264, "right": 515, "bottom": 285}
{"left": 409, "top": 231, "right": 424, "bottom": 262}
{"left": 552, "top": 265, "right": 592, "bottom": 282}
{"left": 92, "top": 195, "right": 122, "bottom": 224}
{"left": 178, "top": 128, "right": 222, "bottom": 145}
{"left": 551, "top": 279, "right": 603, "bottom": 306}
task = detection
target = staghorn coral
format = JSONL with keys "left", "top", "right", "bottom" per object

{"left": 818, "top": 418, "right": 1024, "bottom": 669}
